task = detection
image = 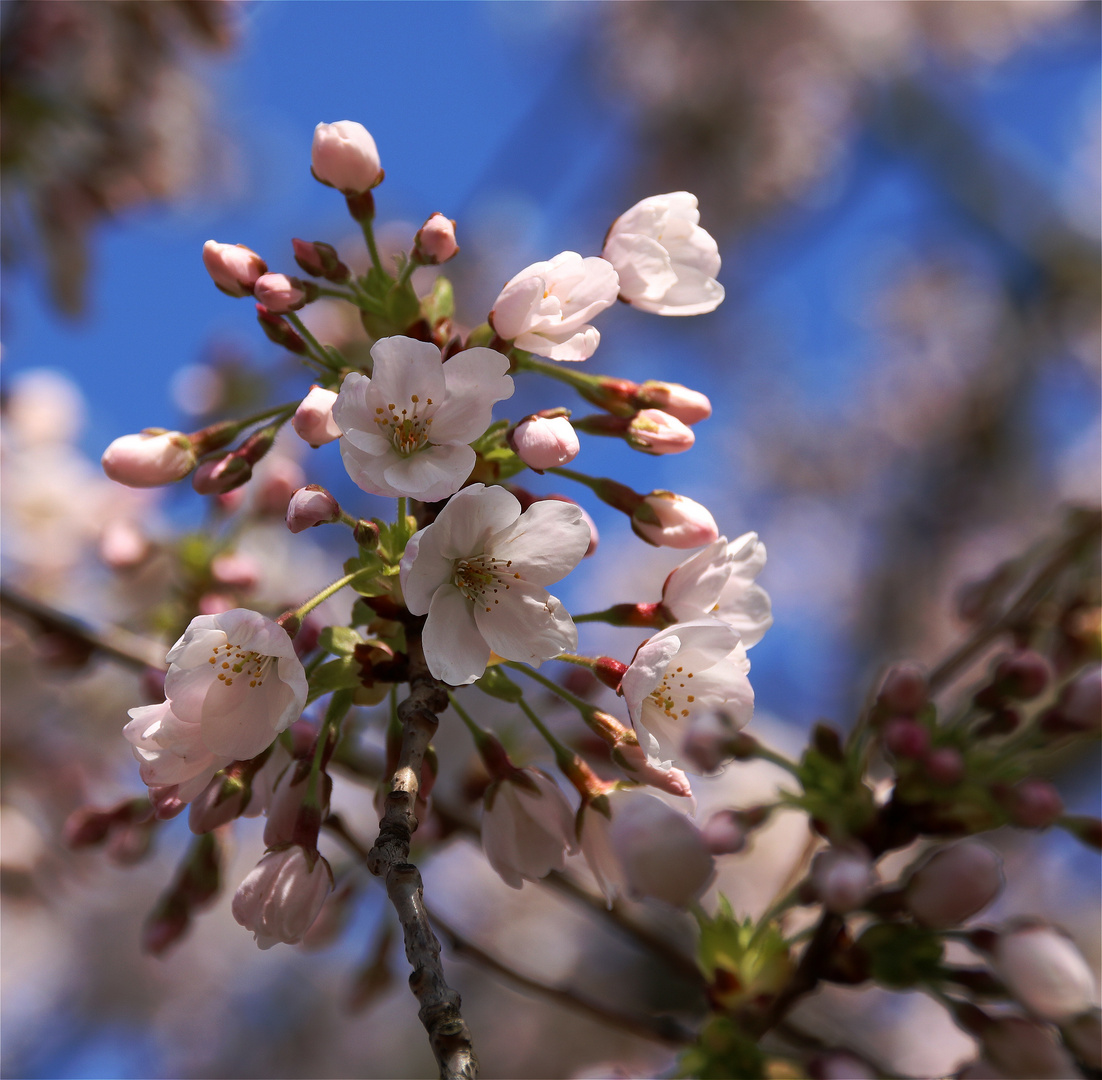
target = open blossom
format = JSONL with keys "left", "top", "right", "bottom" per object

{"left": 333, "top": 337, "right": 513, "bottom": 502}
{"left": 632, "top": 491, "right": 718, "bottom": 549}
{"left": 490, "top": 251, "right": 619, "bottom": 361}
{"left": 511, "top": 415, "right": 580, "bottom": 470}
{"left": 202, "top": 240, "right": 267, "bottom": 297}
{"left": 292, "top": 386, "right": 341, "bottom": 447}
{"left": 602, "top": 192, "right": 723, "bottom": 316}
{"left": 102, "top": 430, "right": 197, "bottom": 488}
{"left": 580, "top": 788, "right": 714, "bottom": 907}
{"left": 232, "top": 845, "right": 333, "bottom": 949}
{"left": 661, "top": 532, "right": 773, "bottom": 646}
{"left": 482, "top": 768, "right": 577, "bottom": 888}
{"left": 311, "top": 121, "right": 381, "bottom": 194}
{"left": 621, "top": 619, "right": 754, "bottom": 766}
{"left": 123, "top": 610, "right": 308, "bottom": 803}
{"left": 401, "top": 483, "right": 590, "bottom": 685}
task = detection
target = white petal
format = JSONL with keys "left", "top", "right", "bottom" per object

{"left": 430, "top": 483, "right": 520, "bottom": 559}
{"left": 516, "top": 326, "right": 601, "bottom": 361}
{"left": 472, "top": 578, "right": 576, "bottom": 666}
{"left": 490, "top": 273, "right": 544, "bottom": 340}
{"left": 381, "top": 443, "right": 474, "bottom": 503}
{"left": 604, "top": 233, "right": 677, "bottom": 303}
{"left": 368, "top": 336, "right": 446, "bottom": 408}
{"left": 339, "top": 439, "right": 403, "bottom": 498}
{"left": 423, "top": 585, "right": 490, "bottom": 686}
{"left": 662, "top": 537, "right": 734, "bottom": 620}
{"left": 430, "top": 348, "right": 514, "bottom": 445}
{"left": 486, "top": 500, "right": 591, "bottom": 586}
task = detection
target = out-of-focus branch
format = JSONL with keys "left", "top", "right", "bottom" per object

{"left": 367, "top": 636, "right": 478, "bottom": 1080}
{"left": 0, "top": 581, "right": 168, "bottom": 671}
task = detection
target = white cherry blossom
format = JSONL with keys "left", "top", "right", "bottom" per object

{"left": 333, "top": 337, "right": 514, "bottom": 503}
{"left": 482, "top": 768, "right": 577, "bottom": 888}
{"left": 490, "top": 251, "right": 619, "bottom": 361}
{"left": 232, "top": 845, "right": 333, "bottom": 949}
{"left": 123, "top": 609, "right": 308, "bottom": 802}
{"left": 621, "top": 619, "right": 754, "bottom": 766}
{"left": 602, "top": 192, "right": 724, "bottom": 316}
{"left": 401, "top": 483, "right": 591, "bottom": 685}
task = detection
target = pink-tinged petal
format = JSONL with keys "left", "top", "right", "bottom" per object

{"left": 430, "top": 348, "right": 514, "bottom": 444}
{"left": 423, "top": 585, "right": 490, "bottom": 686}
{"left": 472, "top": 578, "right": 576, "bottom": 666}
{"left": 485, "top": 500, "right": 591, "bottom": 586}
{"left": 381, "top": 442, "right": 474, "bottom": 503}
{"left": 339, "top": 440, "right": 403, "bottom": 498}
{"left": 214, "top": 608, "right": 299, "bottom": 659}
{"left": 340, "top": 426, "right": 393, "bottom": 456}
{"left": 632, "top": 267, "right": 724, "bottom": 317}
{"left": 164, "top": 623, "right": 225, "bottom": 668}
{"left": 517, "top": 326, "right": 601, "bottom": 361}
{"left": 331, "top": 371, "right": 373, "bottom": 432}
{"left": 603, "top": 233, "right": 677, "bottom": 303}
{"left": 719, "top": 584, "right": 773, "bottom": 648}
{"left": 490, "top": 274, "right": 544, "bottom": 340}
{"left": 368, "top": 336, "right": 446, "bottom": 408}
{"left": 200, "top": 676, "right": 293, "bottom": 759}
{"left": 662, "top": 538, "right": 734, "bottom": 620}
{"left": 580, "top": 803, "right": 627, "bottom": 906}
{"left": 401, "top": 528, "right": 450, "bottom": 616}
{"left": 429, "top": 483, "right": 521, "bottom": 559}
{"left": 621, "top": 633, "right": 683, "bottom": 723}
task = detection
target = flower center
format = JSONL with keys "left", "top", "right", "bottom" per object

{"left": 373, "top": 396, "right": 435, "bottom": 456}
{"left": 207, "top": 642, "right": 275, "bottom": 689}
{"left": 647, "top": 663, "right": 696, "bottom": 720}
{"left": 453, "top": 555, "right": 521, "bottom": 611}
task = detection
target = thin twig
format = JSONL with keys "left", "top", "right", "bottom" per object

{"left": 0, "top": 582, "right": 168, "bottom": 671}
{"left": 367, "top": 636, "right": 478, "bottom": 1080}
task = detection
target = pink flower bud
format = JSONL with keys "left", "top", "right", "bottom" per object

{"left": 991, "top": 924, "right": 1098, "bottom": 1021}
{"left": 149, "top": 784, "right": 186, "bottom": 821}
{"left": 197, "top": 592, "right": 235, "bottom": 616}
{"left": 102, "top": 430, "right": 197, "bottom": 487}
{"left": 808, "top": 1052, "right": 877, "bottom": 1080}
{"left": 264, "top": 760, "right": 330, "bottom": 848}
{"left": 1003, "top": 777, "right": 1064, "bottom": 828}
{"left": 232, "top": 845, "right": 334, "bottom": 949}
{"left": 253, "top": 455, "right": 305, "bottom": 516}
{"left": 512, "top": 415, "right": 580, "bottom": 470}
{"left": 883, "top": 717, "right": 931, "bottom": 759}
{"left": 210, "top": 552, "right": 261, "bottom": 591}
{"left": 682, "top": 711, "right": 740, "bottom": 773}
{"left": 311, "top": 121, "right": 382, "bottom": 194}
{"left": 878, "top": 663, "right": 929, "bottom": 715}
{"left": 99, "top": 519, "right": 151, "bottom": 569}
{"left": 1062, "top": 1008, "right": 1102, "bottom": 1070}
{"left": 632, "top": 491, "right": 719, "bottom": 549}
{"left": 192, "top": 454, "right": 252, "bottom": 495}
{"left": 202, "top": 240, "right": 267, "bottom": 297}
{"left": 923, "top": 746, "right": 965, "bottom": 787}
{"left": 292, "top": 238, "right": 349, "bottom": 282}
{"left": 1044, "top": 665, "right": 1102, "bottom": 736}
{"left": 702, "top": 809, "right": 747, "bottom": 855}
{"left": 994, "top": 650, "right": 1052, "bottom": 701}
{"left": 904, "top": 841, "right": 1004, "bottom": 928}
{"left": 254, "top": 272, "right": 313, "bottom": 314}
{"left": 982, "top": 1016, "right": 1081, "bottom": 1078}
{"left": 188, "top": 774, "right": 250, "bottom": 833}
{"left": 627, "top": 409, "right": 695, "bottom": 454}
{"left": 286, "top": 485, "right": 341, "bottom": 533}
{"left": 634, "top": 380, "right": 712, "bottom": 424}
{"left": 810, "top": 846, "right": 876, "bottom": 914}
{"left": 415, "top": 212, "right": 459, "bottom": 264}
{"left": 292, "top": 386, "right": 341, "bottom": 447}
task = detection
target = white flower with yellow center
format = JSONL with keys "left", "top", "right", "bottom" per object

{"left": 401, "top": 483, "right": 591, "bottom": 685}
{"left": 123, "top": 609, "right": 308, "bottom": 802}
{"left": 333, "top": 336, "right": 514, "bottom": 503}
{"left": 621, "top": 618, "right": 754, "bottom": 766}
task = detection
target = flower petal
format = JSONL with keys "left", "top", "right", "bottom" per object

{"left": 423, "top": 585, "right": 490, "bottom": 686}
{"left": 486, "top": 500, "right": 591, "bottom": 586}
{"left": 381, "top": 442, "right": 474, "bottom": 503}
{"left": 430, "top": 348, "right": 514, "bottom": 444}
{"left": 429, "top": 483, "right": 521, "bottom": 559}
{"left": 367, "top": 336, "right": 446, "bottom": 408}
{"left": 472, "top": 578, "right": 577, "bottom": 666}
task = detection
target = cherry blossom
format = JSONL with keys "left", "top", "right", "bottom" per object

{"left": 311, "top": 121, "right": 381, "bottom": 194}
{"left": 254, "top": 272, "right": 312, "bottom": 314}
{"left": 632, "top": 491, "right": 718, "bottom": 549}
{"left": 400, "top": 483, "right": 591, "bottom": 685}
{"left": 602, "top": 192, "right": 724, "bottom": 316}
{"left": 333, "top": 337, "right": 514, "bottom": 503}
{"left": 232, "top": 845, "right": 334, "bottom": 949}
{"left": 292, "top": 386, "right": 342, "bottom": 447}
{"left": 621, "top": 619, "right": 754, "bottom": 765}
{"left": 415, "top": 212, "right": 459, "bottom": 264}
{"left": 101, "top": 430, "right": 197, "bottom": 488}
{"left": 580, "top": 788, "right": 714, "bottom": 907}
{"left": 511, "top": 415, "right": 580, "bottom": 470}
{"left": 123, "top": 609, "right": 308, "bottom": 803}
{"left": 481, "top": 768, "right": 577, "bottom": 888}
{"left": 490, "top": 251, "right": 619, "bottom": 361}
{"left": 202, "top": 240, "right": 267, "bottom": 297}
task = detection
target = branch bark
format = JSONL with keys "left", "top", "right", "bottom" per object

{"left": 367, "top": 635, "right": 478, "bottom": 1080}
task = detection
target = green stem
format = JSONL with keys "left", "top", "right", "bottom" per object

{"left": 395, "top": 257, "right": 417, "bottom": 290}
{"left": 306, "top": 687, "right": 354, "bottom": 808}
{"left": 285, "top": 312, "right": 344, "bottom": 371}
{"left": 752, "top": 743, "right": 803, "bottom": 778}
{"left": 513, "top": 352, "right": 597, "bottom": 390}
{"left": 508, "top": 662, "right": 593, "bottom": 715}
{"left": 448, "top": 692, "right": 487, "bottom": 741}
{"left": 315, "top": 285, "right": 359, "bottom": 302}
{"left": 751, "top": 885, "right": 804, "bottom": 946}
{"left": 546, "top": 466, "right": 600, "bottom": 494}
{"left": 361, "top": 218, "right": 386, "bottom": 278}
{"left": 293, "top": 568, "right": 370, "bottom": 621}
{"left": 516, "top": 694, "right": 574, "bottom": 768}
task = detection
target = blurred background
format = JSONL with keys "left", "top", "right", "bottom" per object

{"left": 1, "top": 2, "right": 1099, "bottom": 1078}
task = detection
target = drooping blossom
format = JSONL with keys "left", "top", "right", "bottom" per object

{"left": 415, "top": 212, "right": 459, "bottom": 264}
{"left": 481, "top": 768, "right": 577, "bottom": 888}
{"left": 286, "top": 486, "right": 341, "bottom": 533}
{"left": 101, "top": 430, "right": 197, "bottom": 488}
{"left": 232, "top": 845, "right": 333, "bottom": 949}
{"left": 621, "top": 619, "right": 754, "bottom": 766}
{"left": 292, "top": 386, "right": 342, "bottom": 447}
{"left": 490, "top": 251, "right": 619, "bottom": 361}
{"left": 202, "top": 240, "right": 267, "bottom": 297}
{"left": 511, "top": 415, "right": 580, "bottom": 470}
{"left": 333, "top": 337, "right": 514, "bottom": 503}
{"left": 311, "top": 121, "right": 381, "bottom": 194}
{"left": 580, "top": 788, "right": 714, "bottom": 907}
{"left": 631, "top": 491, "right": 718, "bottom": 549}
{"left": 602, "top": 192, "right": 723, "bottom": 316}
{"left": 123, "top": 609, "right": 308, "bottom": 803}
{"left": 990, "top": 924, "right": 1098, "bottom": 1022}
{"left": 400, "top": 483, "right": 590, "bottom": 685}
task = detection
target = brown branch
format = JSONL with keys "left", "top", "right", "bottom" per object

{"left": 0, "top": 581, "right": 168, "bottom": 671}
{"left": 366, "top": 636, "right": 478, "bottom": 1080}
{"left": 425, "top": 904, "right": 695, "bottom": 1047}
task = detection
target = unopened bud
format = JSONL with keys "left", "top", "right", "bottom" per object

{"left": 992, "top": 649, "right": 1052, "bottom": 701}
{"left": 292, "top": 386, "right": 341, "bottom": 447}
{"left": 292, "top": 238, "right": 349, "bottom": 283}
{"left": 312, "top": 121, "right": 382, "bottom": 195}
{"left": 353, "top": 519, "right": 380, "bottom": 548}
{"left": 883, "top": 717, "right": 931, "bottom": 759}
{"left": 511, "top": 415, "right": 580, "bottom": 470}
{"left": 808, "top": 1052, "right": 877, "bottom": 1080}
{"left": 593, "top": 656, "right": 627, "bottom": 691}
{"left": 414, "top": 212, "right": 459, "bottom": 264}
{"left": 149, "top": 784, "right": 186, "bottom": 821}
{"left": 626, "top": 409, "right": 695, "bottom": 455}
{"left": 1042, "top": 665, "right": 1101, "bottom": 737}
{"left": 210, "top": 552, "right": 261, "bottom": 591}
{"left": 1062, "top": 1007, "right": 1102, "bottom": 1070}
{"left": 633, "top": 380, "right": 712, "bottom": 424}
{"left": 701, "top": 809, "right": 747, "bottom": 855}
{"left": 990, "top": 923, "right": 1098, "bottom": 1022}
{"left": 286, "top": 485, "right": 341, "bottom": 533}
{"left": 188, "top": 773, "right": 251, "bottom": 833}
{"left": 810, "top": 846, "right": 876, "bottom": 914}
{"left": 254, "top": 272, "right": 316, "bottom": 314}
{"left": 682, "top": 710, "right": 740, "bottom": 773}
{"left": 982, "top": 1016, "right": 1080, "bottom": 1079}
{"left": 99, "top": 519, "right": 151, "bottom": 569}
{"left": 904, "top": 841, "right": 1004, "bottom": 928}
{"left": 256, "top": 305, "right": 308, "bottom": 354}
{"left": 101, "top": 430, "right": 197, "bottom": 488}
{"left": 632, "top": 491, "right": 718, "bottom": 550}
{"left": 202, "top": 240, "right": 266, "bottom": 297}
{"left": 192, "top": 454, "right": 252, "bottom": 495}
{"left": 878, "top": 663, "right": 928, "bottom": 715}
{"left": 1000, "top": 778, "right": 1064, "bottom": 828}
{"left": 923, "top": 746, "right": 965, "bottom": 787}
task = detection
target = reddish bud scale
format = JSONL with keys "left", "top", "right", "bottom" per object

{"left": 593, "top": 656, "right": 628, "bottom": 691}
{"left": 256, "top": 305, "right": 307, "bottom": 354}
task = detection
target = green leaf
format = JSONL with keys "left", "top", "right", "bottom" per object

{"left": 307, "top": 656, "right": 363, "bottom": 704}
{"left": 342, "top": 552, "right": 392, "bottom": 596}
{"left": 676, "top": 1015, "right": 768, "bottom": 1080}
{"left": 857, "top": 923, "right": 944, "bottom": 989}
{"left": 475, "top": 666, "right": 524, "bottom": 702}
{"left": 422, "top": 275, "right": 454, "bottom": 324}
{"left": 318, "top": 626, "right": 363, "bottom": 658}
